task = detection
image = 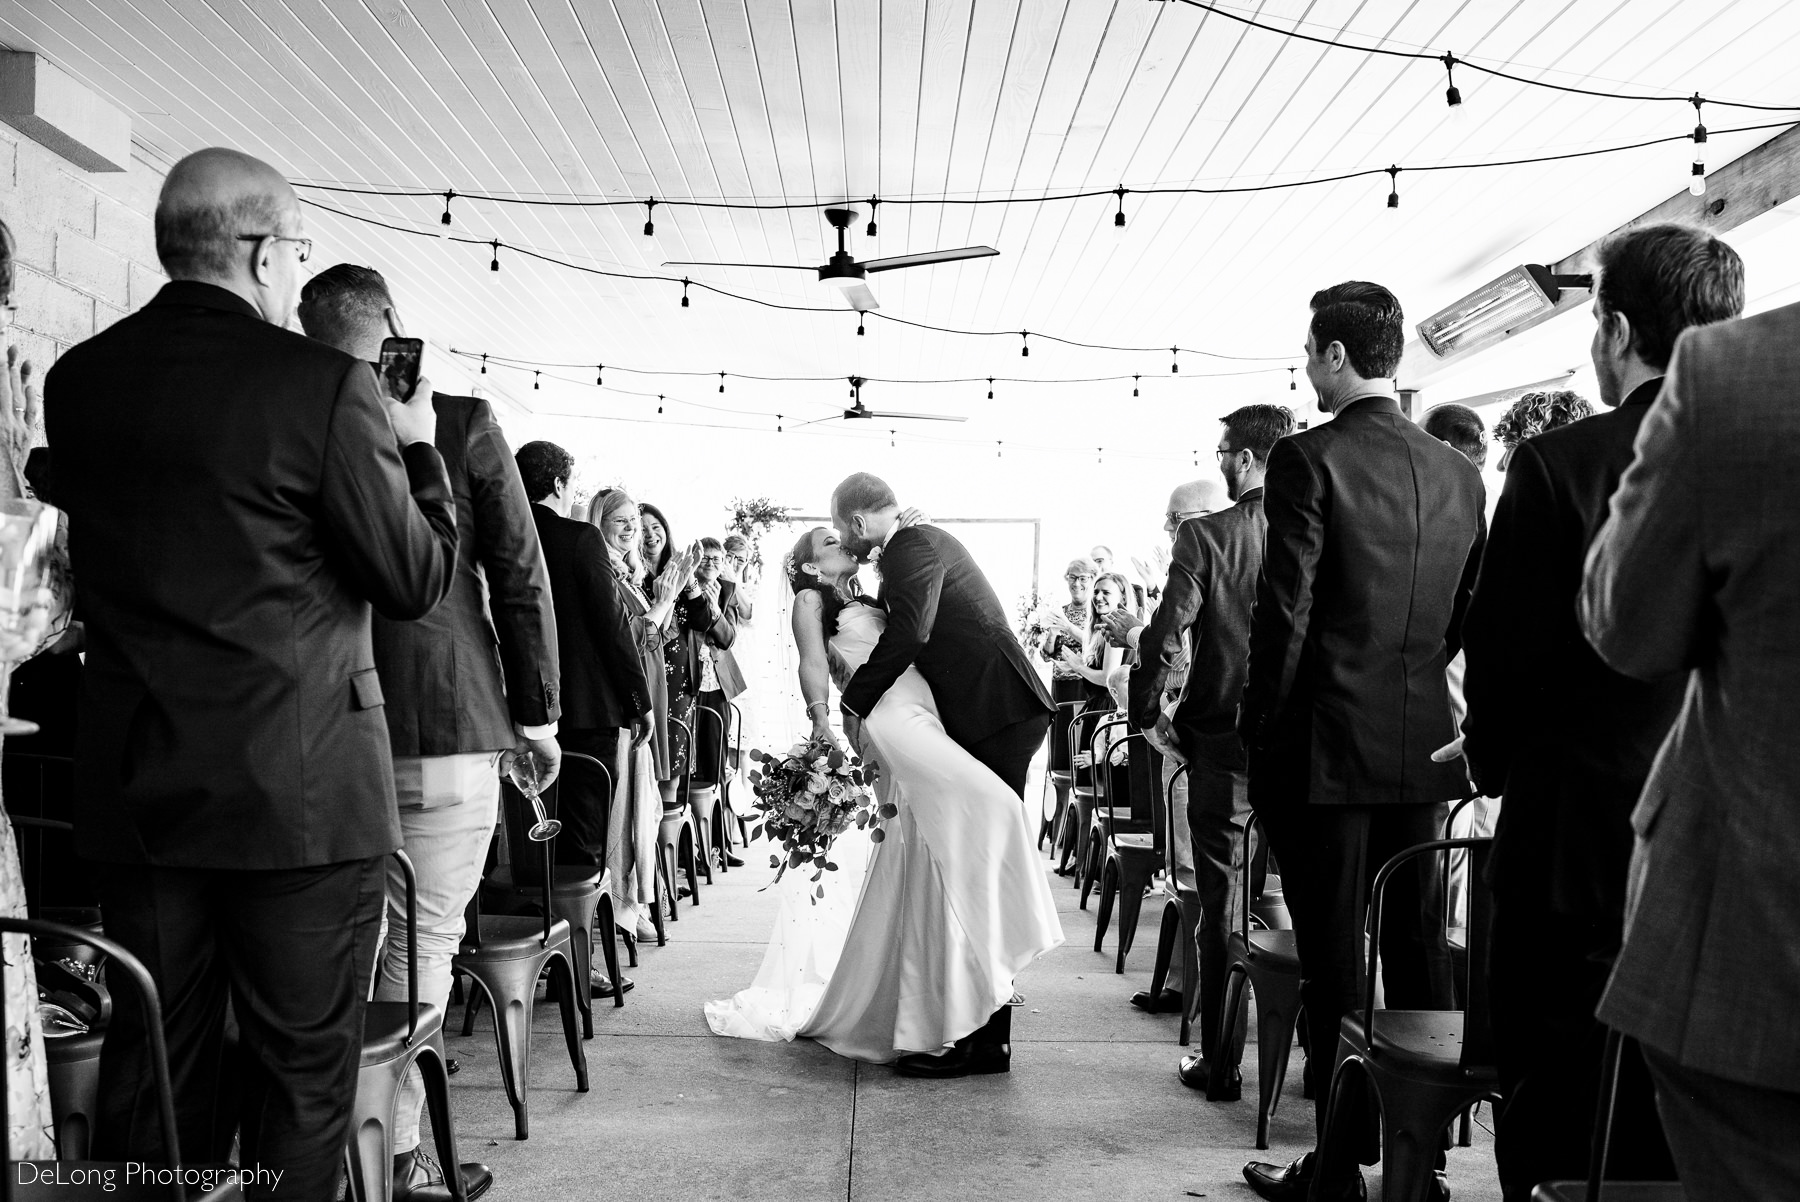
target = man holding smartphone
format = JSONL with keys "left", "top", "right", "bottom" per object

{"left": 300, "top": 265, "right": 559, "bottom": 1202}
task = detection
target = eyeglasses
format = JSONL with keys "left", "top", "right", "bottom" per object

{"left": 237, "top": 234, "right": 314, "bottom": 263}
{"left": 1165, "top": 509, "right": 1208, "bottom": 525}
{"left": 1065, "top": 573, "right": 1095, "bottom": 584}
{"left": 699, "top": 555, "right": 725, "bottom": 565}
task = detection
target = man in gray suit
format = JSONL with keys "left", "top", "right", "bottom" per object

{"left": 1581, "top": 299, "right": 1800, "bottom": 1199}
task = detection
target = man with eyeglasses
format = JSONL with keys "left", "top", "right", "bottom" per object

{"left": 44, "top": 148, "right": 458, "bottom": 1195}
{"left": 1124, "top": 407, "right": 1292, "bottom": 1102}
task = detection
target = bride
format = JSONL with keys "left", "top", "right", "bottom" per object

{"left": 704, "top": 526, "right": 1063, "bottom": 1066}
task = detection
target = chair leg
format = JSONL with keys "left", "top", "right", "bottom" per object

{"left": 416, "top": 1043, "right": 468, "bottom": 1202}
{"left": 1177, "top": 901, "right": 1201, "bottom": 1046}
{"left": 1115, "top": 859, "right": 1154, "bottom": 973}
{"left": 1218, "top": 967, "right": 1262, "bottom": 1143}
{"left": 1315, "top": 1055, "right": 1368, "bottom": 1193}
{"left": 652, "top": 852, "right": 670, "bottom": 946}
{"left": 1092, "top": 857, "right": 1117, "bottom": 951}
{"left": 683, "top": 826, "right": 702, "bottom": 903}
{"left": 623, "top": 926, "right": 640, "bottom": 967}
{"left": 1254, "top": 977, "right": 1302, "bottom": 1129}
{"left": 1458, "top": 1104, "right": 1473, "bottom": 1147}
{"left": 460, "top": 984, "right": 482, "bottom": 1037}
{"left": 596, "top": 893, "right": 625, "bottom": 1010}
{"left": 690, "top": 797, "right": 716, "bottom": 886}
{"left": 546, "top": 952, "right": 590, "bottom": 1092}
{"left": 1148, "top": 899, "right": 1179, "bottom": 1003}
{"left": 565, "top": 916, "right": 595, "bottom": 1039}
{"left": 471, "top": 975, "right": 533, "bottom": 1141}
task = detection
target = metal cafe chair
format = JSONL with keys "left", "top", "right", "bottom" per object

{"left": 1077, "top": 715, "right": 1130, "bottom": 908}
{"left": 1216, "top": 812, "right": 1304, "bottom": 1149}
{"left": 1532, "top": 1027, "right": 1686, "bottom": 1202}
{"left": 1091, "top": 732, "right": 1165, "bottom": 973}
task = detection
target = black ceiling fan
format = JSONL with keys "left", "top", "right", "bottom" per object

{"left": 842, "top": 376, "right": 966, "bottom": 423}
{"left": 663, "top": 207, "right": 998, "bottom": 312}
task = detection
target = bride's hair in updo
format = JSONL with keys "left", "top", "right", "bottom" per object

{"left": 786, "top": 527, "right": 862, "bottom": 637}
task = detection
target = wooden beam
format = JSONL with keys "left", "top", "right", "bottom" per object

{"left": 0, "top": 52, "right": 131, "bottom": 172}
{"left": 1400, "top": 121, "right": 1800, "bottom": 392}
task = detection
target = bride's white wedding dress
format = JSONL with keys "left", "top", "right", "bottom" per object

{"left": 704, "top": 602, "right": 1064, "bottom": 1062}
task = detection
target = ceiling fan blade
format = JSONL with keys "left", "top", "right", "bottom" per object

{"left": 865, "top": 410, "right": 968, "bottom": 423}
{"left": 660, "top": 260, "right": 817, "bottom": 270}
{"left": 859, "top": 246, "right": 999, "bottom": 274}
{"left": 836, "top": 280, "right": 880, "bottom": 312}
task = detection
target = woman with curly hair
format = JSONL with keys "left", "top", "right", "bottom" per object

{"left": 1493, "top": 389, "right": 1594, "bottom": 470}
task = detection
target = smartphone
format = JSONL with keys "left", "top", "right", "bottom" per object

{"left": 378, "top": 336, "right": 424, "bottom": 401}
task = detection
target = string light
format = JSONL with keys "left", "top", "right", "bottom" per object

{"left": 866, "top": 198, "right": 879, "bottom": 237}
{"left": 987, "top": 378, "right": 995, "bottom": 400}
{"left": 997, "top": 441, "right": 1003, "bottom": 458}
{"left": 1690, "top": 94, "right": 1709, "bottom": 195}
{"left": 657, "top": 395, "right": 664, "bottom": 413}
{"left": 776, "top": 414, "right": 784, "bottom": 433}
{"left": 643, "top": 199, "right": 657, "bottom": 237}
{"left": 890, "top": 429, "right": 896, "bottom": 448}
{"left": 479, "top": 353, "right": 487, "bottom": 374}
{"left": 719, "top": 372, "right": 726, "bottom": 393}
{"left": 1114, "top": 186, "right": 1128, "bottom": 227}
{"left": 440, "top": 189, "right": 454, "bottom": 231}
{"left": 595, "top": 364, "right": 603, "bottom": 385}
{"left": 680, "top": 278, "right": 690, "bottom": 307}
{"left": 1132, "top": 375, "right": 1140, "bottom": 397}
{"left": 1171, "top": 348, "right": 1179, "bottom": 374}
{"left": 857, "top": 313, "right": 866, "bottom": 336}
{"left": 1386, "top": 166, "right": 1401, "bottom": 209}
{"left": 532, "top": 370, "right": 540, "bottom": 390}
{"left": 1289, "top": 367, "right": 1297, "bottom": 391}
{"left": 1098, "top": 447, "right": 1104, "bottom": 465}
{"left": 489, "top": 240, "right": 500, "bottom": 271}
{"left": 1441, "top": 54, "right": 1463, "bottom": 111}
{"left": 1020, "top": 332, "right": 1030, "bottom": 358}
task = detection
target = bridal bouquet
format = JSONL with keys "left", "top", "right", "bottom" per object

{"left": 746, "top": 734, "right": 888, "bottom": 901}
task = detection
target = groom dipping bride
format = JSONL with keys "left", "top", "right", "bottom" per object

{"left": 705, "top": 473, "right": 1064, "bottom": 1077}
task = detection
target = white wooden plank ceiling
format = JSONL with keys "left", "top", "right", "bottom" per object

{"left": 4, "top": 0, "right": 1797, "bottom": 449}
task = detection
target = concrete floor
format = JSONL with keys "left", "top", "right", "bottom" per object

{"left": 435, "top": 832, "right": 1502, "bottom": 1202}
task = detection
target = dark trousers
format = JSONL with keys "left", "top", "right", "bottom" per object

{"left": 965, "top": 713, "right": 1052, "bottom": 799}
{"left": 1489, "top": 897, "right": 1674, "bottom": 1200}
{"left": 1643, "top": 1044, "right": 1800, "bottom": 1201}
{"left": 695, "top": 689, "right": 729, "bottom": 782}
{"left": 1252, "top": 785, "right": 1453, "bottom": 1152}
{"left": 1180, "top": 749, "right": 1252, "bottom": 1067}
{"left": 94, "top": 857, "right": 386, "bottom": 1199}
{"left": 556, "top": 726, "right": 625, "bottom": 871}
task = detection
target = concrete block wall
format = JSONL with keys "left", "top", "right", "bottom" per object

{"left": 0, "top": 121, "right": 167, "bottom": 378}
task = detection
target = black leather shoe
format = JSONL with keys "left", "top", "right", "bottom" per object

{"left": 722, "top": 852, "right": 745, "bottom": 868}
{"left": 893, "top": 1039, "right": 1010, "bottom": 1078}
{"left": 392, "top": 1148, "right": 493, "bottom": 1202}
{"left": 1428, "top": 1171, "right": 1451, "bottom": 1202}
{"left": 445, "top": 1057, "right": 460, "bottom": 1076}
{"left": 1130, "top": 987, "right": 1183, "bottom": 1013}
{"left": 590, "top": 969, "right": 635, "bottom": 999}
{"left": 1242, "top": 1156, "right": 1363, "bottom": 1202}
{"left": 1176, "top": 1053, "right": 1243, "bottom": 1100}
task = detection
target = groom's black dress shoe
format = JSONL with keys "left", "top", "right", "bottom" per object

{"left": 1130, "top": 987, "right": 1183, "bottom": 1013}
{"left": 1176, "top": 1053, "right": 1242, "bottom": 1100}
{"left": 895, "top": 1006, "right": 1011, "bottom": 1078}
{"left": 1242, "top": 1155, "right": 1364, "bottom": 1202}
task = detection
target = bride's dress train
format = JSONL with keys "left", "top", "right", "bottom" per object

{"left": 704, "top": 603, "right": 1063, "bottom": 1062}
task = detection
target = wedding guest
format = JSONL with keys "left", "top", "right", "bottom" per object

{"left": 1580, "top": 294, "right": 1800, "bottom": 1201}
{"left": 1037, "top": 556, "right": 1097, "bottom": 784}
{"left": 46, "top": 149, "right": 457, "bottom": 1192}
{"left": 640, "top": 503, "right": 730, "bottom": 832}
{"left": 1128, "top": 405, "right": 1292, "bottom": 1098}
{"left": 721, "top": 535, "right": 756, "bottom": 625}
{"left": 1240, "top": 281, "right": 1482, "bottom": 1202}
{"left": 299, "top": 264, "right": 563, "bottom": 1198}
{"left": 1104, "top": 477, "right": 1227, "bottom": 658}
{"left": 1465, "top": 223, "right": 1744, "bottom": 1199}
{"left": 1421, "top": 403, "right": 1488, "bottom": 470}
{"left": 1493, "top": 388, "right": 1592, "bottom": 470}
{"left": 1057, "top": 571, "right": 1132, "bottom": 708}
{"left": 687, "top": 538, "right": 741, "bottom": 787}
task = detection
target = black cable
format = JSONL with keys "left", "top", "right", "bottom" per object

{"left": 450, "top": 348, "right": 1290, "bottom": 383}
{"left": 1162, "top": 0, "right": 1800, "bottom": 112}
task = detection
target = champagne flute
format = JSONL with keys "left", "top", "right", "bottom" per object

{"left": 0, "top": 499, "right": 60, "bottom": 736}
{"left": 505, "top": 750, "right": 561, "bottom": 842}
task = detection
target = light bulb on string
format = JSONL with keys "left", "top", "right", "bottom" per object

{"left": 595, "top": 364, "right": 603, "bottom": 386}
{"left": 1132, "top": 375, "right": 1140, "bottom": 397}
{"left": 1289, "top": 367, "right": 1297, "bottom": 391}
{"left": 532, "top": 371, "right": 540, "bottom": 390}
{"left": 857, "top": 313, "right": 865, "bottom": 336}
{"left": 1114, "top": 186, "right": 1128, "bottom": 228}
{"left": 719, "top": 372, "right": 726, "bottom": 393}
{"left": 889, "top": 429, "right": 896, "bottom": 449}
{"left": 1097, "top": 447, "right": 1104, "bottom": 466}
{"left": 987, "top": 378, "right": 995, "bottom": 400}
{"left": 997, "top": 441, "right": 1003, "bottom": 459}
{"left": 777, "top": 414, "right": 784, "bottom": 433}
{"left": 479, "top": 353, "right": 487, "bottom": 375}
{"left": 1386, "top": 166, "right": 1401, "bottom": 210}
{"left": 866, "top": 198, "right": 879, "bottom": 237}
{"left": 1689, "top": 94, "right": 1708, "bottom": 196}
{"left": 657, "top": 395, "right": 664, "bottom": 414}
{"left": 1170, "top": 348, "right": 1179, "bottom": 374}
{"left": 680, "top": 278, "right": 690, "bottom": 308}
{"left": 1020, "top": 332, "right": 1030, "bottom": 358}
{"left": 439, "top": 189, "right": 454, "bottom": 235}
{"left": 1440, "top": 54, "right": 1464, "bottom": 115}
{"left": 643, "top": 199, "right": 657, "bottom": 237}
{"left": 489, "top": 240, "right": 501, "bottom": 272}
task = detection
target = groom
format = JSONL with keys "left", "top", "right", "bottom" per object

{"left": 833, "top": 472, "right": 1055, "bottom": 1077}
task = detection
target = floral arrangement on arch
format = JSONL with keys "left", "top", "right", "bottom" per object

{"left": 727, "top": 496, "right": 794, "bottom": 570}
{"left": 745, "top": 734, "right": 889, "bottom": 901}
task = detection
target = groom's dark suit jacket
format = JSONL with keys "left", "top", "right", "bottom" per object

{"left": 840, "top": 524, "right": 1052, "bottom": 746}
